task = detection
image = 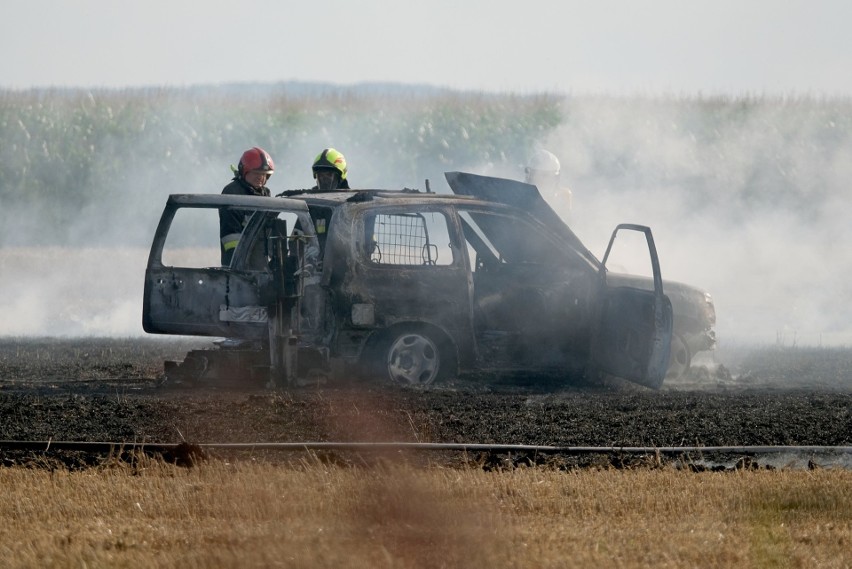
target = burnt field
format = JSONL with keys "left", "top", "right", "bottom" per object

{"left": 1, "top": 337, "right": 851, "bottom": 470}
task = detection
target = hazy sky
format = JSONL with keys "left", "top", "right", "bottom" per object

{"left": 2, "top": 0, "right": 851, "bottom": 349}
{"left": 3, "top": 0, "right": 850, "bottom": 95}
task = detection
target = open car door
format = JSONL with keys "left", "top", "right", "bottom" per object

{"left": 590, "top": 224, "right": 673, "bottom": 389}
{"left": 142, "top": 194, "right": 318, "bottom": 340}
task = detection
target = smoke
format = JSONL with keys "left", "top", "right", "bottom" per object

{"left": 0, "top": 88, "right": 469, "bottom": 337}
{"left": 0, "top": 247, "right": 147, "bottom": 336}
{"left": 1, "top": 90, "right": 850, "bottom": 356}
{"left": 536, "top": 96, "right": 852, "bottom": 349}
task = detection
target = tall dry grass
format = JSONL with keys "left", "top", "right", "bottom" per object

{"left": 1, "top": 459, "right": 849, "bottom": 568}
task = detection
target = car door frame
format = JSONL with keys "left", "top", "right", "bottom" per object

{"left": 590, "top": 223, "right": 673, "bottom": 389}
{"left": 453, "top": 204, "right": 596, "bottom": 371}
{"left": 142, "top": 194, "right": 317, "bottom": 339}
{"left": 347, "top": 202, "right": 475, "bottom": 354}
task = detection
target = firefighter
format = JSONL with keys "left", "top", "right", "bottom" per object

{"left": 525, "top": 148, "right": 572, "bottom": 213}
{"left": 219, "top": 146, "right": 275, "bottom": 265}
{"left": 311, "top": 148, "right": 350, "bottom": 191}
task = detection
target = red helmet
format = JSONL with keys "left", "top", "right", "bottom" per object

{"left": 238, "top": 147, "right": 275, "bottom": 177}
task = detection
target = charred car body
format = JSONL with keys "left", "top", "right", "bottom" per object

{"left": 143, "top": 172, "right": 715, "bottom": 389}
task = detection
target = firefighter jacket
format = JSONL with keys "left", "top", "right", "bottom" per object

{"left": 219, "top": 177, "right": 270, "bottom": 265}
{"left": 310, "top": 178, "right": 350, "bottom": 191}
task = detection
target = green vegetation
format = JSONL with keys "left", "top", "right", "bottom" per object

{"left": 2, "top": 85, "right": 850, "bottom": 246}
{"left": 0, "top": 86, "right": 562, "bottom": 246}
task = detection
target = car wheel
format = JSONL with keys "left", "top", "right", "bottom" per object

{"left": 381, "top": 329, "right": 447, "bottom": 386}
{"left": 666, "top": 334, "right": 692, "bottom": 380}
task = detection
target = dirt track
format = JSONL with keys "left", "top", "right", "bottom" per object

{"left": 1, "top": 338, "right": 850, "bottom": 469}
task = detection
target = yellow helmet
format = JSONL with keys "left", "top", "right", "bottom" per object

{"left": 312, "top": 148, "right": 348, "bottom": 181}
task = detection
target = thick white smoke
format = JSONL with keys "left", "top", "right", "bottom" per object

{"left": 540, "top": 96, "right": 852, "bottom": 349}
{"left": 1, "top": 91, "right": 850, "bottom": 358}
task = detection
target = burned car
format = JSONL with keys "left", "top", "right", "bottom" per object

{"left": 143, "top": 172, "right": 715, "bottom": 389}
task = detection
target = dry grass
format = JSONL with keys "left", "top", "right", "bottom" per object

{"left": 1, "top": 459, "right": 849, "bottom": 568}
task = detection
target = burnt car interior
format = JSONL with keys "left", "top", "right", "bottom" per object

{"left": 240, "top": 213, "right": 290, "bottom": 271}
{"left": 366, "top": 212, "right": 447, "bottom": 266}
{"left": 306, "top": 205, "right": 333, "bottom": 257}
{"left": 456, "top": 208, "right": 593, "bottom": 367}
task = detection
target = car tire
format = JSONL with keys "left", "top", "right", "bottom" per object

{"left": 373, "top": 328, "right": 453, "bottom": 386}
{"left": 666, "top": 334, "right": 692, "bottom": 380}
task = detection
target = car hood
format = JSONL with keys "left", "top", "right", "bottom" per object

{"left": 445, "top": 171, "right": 599, "bottom": 266}
{"left": 445, "top": 171, "right": 715, "bottom": 328}
{"left": 608, "top": 272, "right": 715, "bottom": 326}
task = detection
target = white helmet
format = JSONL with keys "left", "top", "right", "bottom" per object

{"left": 525, "top": 149, "right": 560, "bottom": 184}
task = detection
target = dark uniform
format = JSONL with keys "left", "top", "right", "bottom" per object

{"left": 311, "top": 178, "right": 350, "bottom": 190}
{"left": 219, "top": 177, "right": 271, "bottom": 265}
{"left": 219, "top": 146, "right": 276, "bottom": 265}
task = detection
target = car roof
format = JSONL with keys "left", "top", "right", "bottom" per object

{"left": 166, "top": 193, "right": 310, "bottom": 211}
{"left": 275, "top": 188, "right": 485, "bottom": 208}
